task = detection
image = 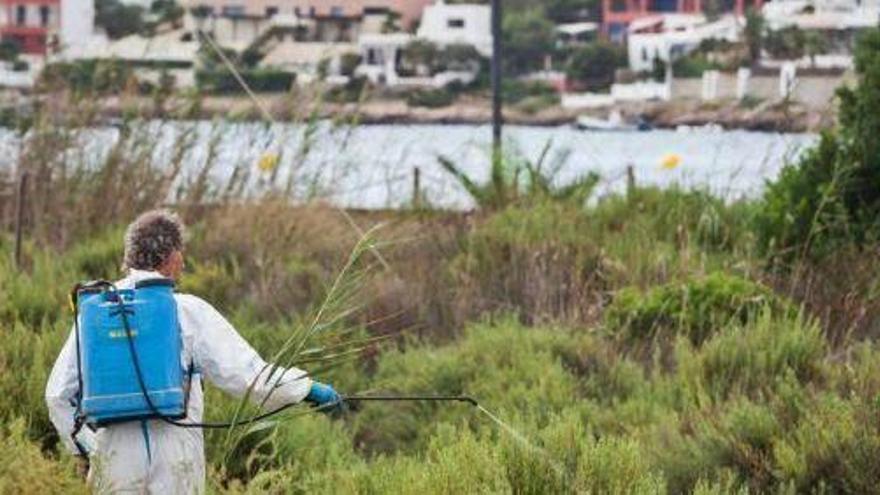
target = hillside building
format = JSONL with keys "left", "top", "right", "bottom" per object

{"left": 602, "top": 0, "right": 763, "bottom": 41}
{"left": 0, "top": 0, "right": 60, "bottom": 54}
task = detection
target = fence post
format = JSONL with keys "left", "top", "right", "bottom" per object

{"left": 13, "top": 171, "right": 28, "bottom": 270}
{"left": 412, "top": 167, "right": 421, "bottom": 209}
{"left": 626, "top": 164, "right": 635, "bottom": 195}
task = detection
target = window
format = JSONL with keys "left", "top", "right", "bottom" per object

{"left": 366, "top": 48, "right": 383, "bottom": 65}
{"left": 221, "top": 5, "right": 245, "bottom": 17}
{"left": 265, "top": 6, "right": 278, "bottom": 17}
{"left": 15, "top": 5, "right": 26, "bottom": 26}
{"left": 294, "top": 6, "right": 301, "bottom": 16}
{"left": 309, "top": 6, "right": 316, "bottom": 17}
{"left": 642, "top": 47, "right": 648, "bottom": 61}
{"left": 39, "top": 5, "right": 50, "bottom": 27}
{"left": 447, "top": 18, "right": 465, "bottom": 28}
{"left": 330, "top": 6, "right": 344, "bottom": 17}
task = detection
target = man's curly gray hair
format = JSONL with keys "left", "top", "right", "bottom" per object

{"left": 123, "top": 210, "right": 186, "bottom": 271}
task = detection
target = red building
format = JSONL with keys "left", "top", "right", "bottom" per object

{"left": 1, "top": 0, "right": 60, "bottom": 55}
{"left": 602, "top": 0, "right": 763, "bottom": 41}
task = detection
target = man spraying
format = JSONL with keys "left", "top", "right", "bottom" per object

{"left": 46, "top": 210, "right": 342, "bottom": 493}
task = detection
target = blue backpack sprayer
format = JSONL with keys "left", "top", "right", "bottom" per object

{"left": 68, "top": 279, "right": 477, "bottom": 458}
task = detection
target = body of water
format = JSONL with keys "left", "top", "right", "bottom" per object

{"left": 0, "top": 122, "right": 817, "bottom": 209}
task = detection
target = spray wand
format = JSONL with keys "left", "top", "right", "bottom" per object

{"left": 343, "top": 395, "right": 478, "bottom": 407}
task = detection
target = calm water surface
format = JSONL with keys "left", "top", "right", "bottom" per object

{"left": 0, "top": 122, "right": 817, "bottom": 209}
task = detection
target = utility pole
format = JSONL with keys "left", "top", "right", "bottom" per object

{"left": 13, "top": 172, "right": 28, "bottom": 270}
{"left": 491, "top": 0, "right": 503, "bottom": 160}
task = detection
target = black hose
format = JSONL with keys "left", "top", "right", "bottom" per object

{"left": 344, "top": 395, "right": 479, "bottom": 407}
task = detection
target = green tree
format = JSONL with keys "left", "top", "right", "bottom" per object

{"left": 400, "top": 40, "right": 439, "bottom": 76}
{"left": 503, "top": 9, "right": 556, "bottom": 75}
{"left": 804, "top": 31, "right": 828, "bottom": 67}
{"left": 744, "top": 8, "right": 765, "bottom": 63}
{"left": 765, "top": 26, "right": 806, "bottom": 60}
{"left": 439, "top": 44, "right": 483, "bottom": 72}
{"left": 565, "top": 42, "right": 627, "bottom": 90}
{"left": 150, "top": 0, "right": 184, "bottom": 27}
{"left": 756, "top": 29, "right": 880, "bottom": 260}
{"left": 0, "top": 39, "right": 20, "bottom": 63}
{"left": 95, "top": 0, "right": 145, "bottom": 39}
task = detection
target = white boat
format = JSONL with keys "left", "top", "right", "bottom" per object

{"left": 574, "top": 110, "right": 650, "bottom": 131}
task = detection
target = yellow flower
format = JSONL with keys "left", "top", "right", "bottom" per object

{"left": 257, "top": 153, "right": 279, "bottom": 173}
{"left": 660, "top": 153, "right": 682, "bottom": 170}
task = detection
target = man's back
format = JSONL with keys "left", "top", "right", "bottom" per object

{"left": 46, "top": 270, "right": 312, "bottom": 494}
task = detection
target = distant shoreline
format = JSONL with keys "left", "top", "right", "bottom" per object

{"left": 22, "top": 92, "right": 834, "bottom": 133}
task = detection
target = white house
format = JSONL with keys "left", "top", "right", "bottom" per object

{"left": 60, "top": 0, "right": 97, "bottom": 52}
{"left": 763, "top": 0, "right": 879, "bottom": 29}
{"left": 356, "top": 33, "right": 414, "bottom": 85}
{"left": 416, "top": 1, "right": 492, "bottom": 57}
{"left": 627, "top": 14, "right": 739, "bottom": 72}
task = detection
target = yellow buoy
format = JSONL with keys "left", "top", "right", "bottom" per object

{"left": 257, "top": 153, "right": 279, "bottom": 172}
{"left": 660, "top": 153, "right": 681, "bottom": 170}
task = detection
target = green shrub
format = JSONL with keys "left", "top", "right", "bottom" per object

{"left": 452, "top": 203, "right": 607, "bottom": 325}
{"left": 606, "top": 272, "right": 787, "bottom": 345}
{"left": 405, "top": 88, "right": 455, "bottom": 108}
{"left": 0, "top": 419, "right": 86, "bottom": 494}
{"left": 40, "top": 60, "right": 134, "bottom": 95}
{"left": 515, "top": 93, "right": 560, "bottom": 115}
{"left": 323, "top": 76, "right": 368, "bottom": 103}
{"left": 195, "top": 69, "right": 295, "bottom": 94}
{"left": 754, "top": 131, "right": 849, "bottom": 262}
{"left": 676, "top": 312, "right": 825, "bottom": 400}
{"left": 502, "top": 79, "right": 557, "bottom": 104}
{"left": 566, "top": 42, "right": 627, "bottom": 91}
{"left": 672, "top": 54, "right": 722, "bottom": 78}
{"left": 67, "top": 227, "right": 124, "bottom": 280}
{"left": 772, "top": 394, "right": 880, "bottom": 493}
{"left": 755, "top": 29, "right": 880, "bottom": 263}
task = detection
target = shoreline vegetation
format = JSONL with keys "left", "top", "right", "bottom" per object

{"left": 5, "top": 89, "right": 833, "bottom": 133}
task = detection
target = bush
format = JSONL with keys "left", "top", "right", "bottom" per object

{"left": 323, "top": 76, "right": 368, "bottom": 103}
{"left": 451, "top": 202, "right": 607, "bottom": 325}
{"left": 0, "top": 420, "right": 86, "bottom": 494}
{"left": 405, "top": 88, "right": 456, "bottom": 108}
{"left": 40, "top": 60, "right": 134, "bottom": 95}
{"left": 672, "top": 53, "right": 722, "bottom": 78}
{"left": 502, "top": 79, "right": 557, "bottom": 105}
{"left": 195, "top": 68, "right": 295, "bottom": 94}
{"left": 566, "top": 42, "right": 627, "bottom": 91}
{"left": 339, "top": 53, "right": 362, "bottom": 77}
{"left": 676, "top": 312, "right": 826, "bottom": 400}
{"left": 755, "top": 29, "right": 880, "bottom": 262}
{"left": 605, "top": 272, "right": 788, "bottom": 345}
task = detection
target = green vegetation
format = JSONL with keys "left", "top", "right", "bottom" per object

{"left": 195, "top": 69, "right": 295, "bottom": 94}
{"left": 3, "top": 185, "right": 880, "bottom": 492}
{"left": 756, "top": 29, "right": 880, "bottom": 262}
{"left": 566, "top": 42, "right": 628, "bottom": 90}
{"left": 405, "top": 88, "right": 457, "bottom": 108}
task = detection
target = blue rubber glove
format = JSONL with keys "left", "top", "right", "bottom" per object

{"left": 305, "top": 382, "right": 343, "bottom": 414}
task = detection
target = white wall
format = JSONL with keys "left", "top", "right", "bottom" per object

{"left": 417, "top": 2, "right": 492, "bottom": 56}
{"left": 61, "top": 0, "right": 95, "bottom": 50}
{"left": 627, "top": 17, "right": 738, "bottom": 72}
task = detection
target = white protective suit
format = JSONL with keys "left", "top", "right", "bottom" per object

{"left": 45, "top": 270, "right": 313, "bottom": 494}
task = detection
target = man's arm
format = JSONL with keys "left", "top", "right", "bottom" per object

{"left": 178, "top": 295, "right": 313, "bottom": 410}
{"left": 45, "top": 329, "right": 94, "bottom": 455}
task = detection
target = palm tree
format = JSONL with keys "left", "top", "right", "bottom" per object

{"left": 438, "top": 140, "right": 600, "bottom": 210}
